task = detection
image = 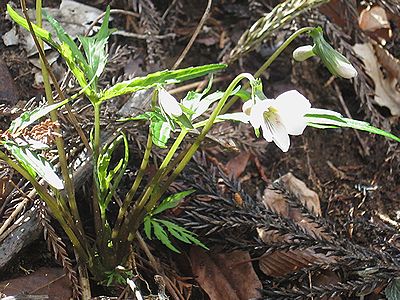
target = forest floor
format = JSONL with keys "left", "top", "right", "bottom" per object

{"left": 0, "top": 0, "right": 399, "bottom": 299}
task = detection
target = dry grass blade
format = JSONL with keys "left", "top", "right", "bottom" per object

{"left": 227, "top": 0, "right": 330, "bottom": 63}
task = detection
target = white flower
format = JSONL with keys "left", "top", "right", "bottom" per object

{"left": 293, "top": 45, "right": 315, "bottom": 61}
{"left": 243, "top": 90, "right": 311, "bottom": 152}
{"left": 158, "top": 88, "right": 183, "bottom": 118}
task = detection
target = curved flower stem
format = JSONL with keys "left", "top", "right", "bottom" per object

{"left": 140, "top": 73, "right": 256, "bottom": 223}
{"left": 221, "top": 26, "right": 314, "bottom": 114}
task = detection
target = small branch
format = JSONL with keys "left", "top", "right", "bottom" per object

{"left": 114, "top": 30, "right": 176, "bottom": 40}
{"left": 136, "top": 233, "right": 184, "bottom": 300}
{"left": 172, "top": 0, "right": 212, "bottom": 70}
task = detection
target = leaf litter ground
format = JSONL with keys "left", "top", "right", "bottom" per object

{"left": 0, "top": 0, "right": 399, "bottom": 298}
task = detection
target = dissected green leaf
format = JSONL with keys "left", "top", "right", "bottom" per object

{"left": 164, "top": 224, "right": 190, "bottom": 243}
{"left": 5, "top": 143, "right": 63, "bottom": 189}
{"left": 100, "top": 64, "right": 227, "bottom": 102}
{"left": 6, "top": 4, "right": 57, "bottom": 48}
{"left": 97, "top": 133, "right": 129, "bottom": 208}
{"left": 306, "top": 113, "right": 400, "bottom": 142}
{"left": 386, "top": 278, "right": 400, "bottom": 300}
{"left": 152, "top": 189, "right": 195, "bottom": 215}
{"left": 78, "top": 6, "right": 114, "bottom": 88}
{"left": 59, "top": 42, "right": 91, "bottom": 97}
{"left": 157, "top": 219, "right": 208, "bottom": 249}
{"left": 98, "top": 134, "right": 121, "bottom": 192}
{"left": 152, "top": 220, "right": 180, "bottom": 253}
{"left": 118, "top": 112, "right": 156, "bottom": 122}
{"left": 144, "top": 217, "right": 152, "bottom": 240}
{"left": 44, "top": 11, "right": 93, "bottom": 97}
{"left": 182, "top": 75, "right": 214, "bottom": 112}
{"left": 44, "top": 10, "right": 87, "bottom": 71}
{"left": 9, "top": 98, "right": 70, "bottom": 134}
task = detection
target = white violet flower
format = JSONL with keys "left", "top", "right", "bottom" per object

{"left": 243, "top": 90, "right": 311, "bottom": 152}
{"left": 158, "top": 88, "right": 183, "bottom": 118}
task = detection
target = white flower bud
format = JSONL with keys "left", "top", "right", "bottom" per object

{"left": 310, "top": 27, "right": 358, "bottom": 79}
{"left": 335, "top": 59, "right": 358, "bottom": 79}
{"left": 159, "top": 88, "right": 183, "bottom": 118}
{"left": 293, "top": 45, "right": 315, "bottom": 61}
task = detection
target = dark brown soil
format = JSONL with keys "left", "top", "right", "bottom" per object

{"left": 0, "top": 0, "right": 399, "bottom": 298}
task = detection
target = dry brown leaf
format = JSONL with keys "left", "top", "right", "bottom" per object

{"left": 359, "top": 5, "right": 392, "bottom": 43}
{"left": 190, "top": 248, "right": 261, "bottom": 300}
{"left": 225, "top": 151, "right": 251, "bottom": 179}
{"left": 259, "top": 173, "right": 336, "bottom": 277}
{"left": 353, "top": 42, "right": 400, "bottom": 115}
{"left": 0, "top": 267, "right": 72, "bottom": 299}
{"left": 359, "top": 6, "right": 391, "bottom": 32}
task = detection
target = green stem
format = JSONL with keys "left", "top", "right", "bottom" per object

{"left": 111, "top": 128, "right": 153, "bottom": 239}
{"left": 118, "top": 128, "right": 188, "bottom": 243}
{"left": 138, "top": 128, "right": 188, "bottom": 208}
{"left": 92, "top": 102, "right": 103, "bottom": 235}
{"left": 146, "top": 74, "right": 254, "bottom": 212}
{"left": 34, "top": 0, "right": 83, "bottom": 234}
{"left": 121, "top": 73, "right": 255, "bottom": 241}
{"left": 221, "top": 26, "right": 314, "bottom": 114}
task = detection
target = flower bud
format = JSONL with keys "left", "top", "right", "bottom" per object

{"left": 293, "top": 45, "right": 315, "bottom": 61}
{"left": 310, "top": 27, "right": 358, "bottom": 79}
{"left": 158, "top": 88, "right": 183, "bottom": 118}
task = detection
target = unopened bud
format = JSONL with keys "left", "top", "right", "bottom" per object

{"left": 310, "top": 27, "right": 358, "bottom": 79}
{"left": 293, "top": 45, "right": 315, "bottom": 61}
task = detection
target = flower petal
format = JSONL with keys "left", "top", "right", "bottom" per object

{"left": 260, "top": 122, "right": 273, "bottom": 142}
{"left": 263, "top": 113, "right": 290, "bottom": 152}
{"left": 242, "top": 100, "right": 253, "bottom": 116}
{"left": 159, "top": 88, "right": 183, "bottom": 117}
{"left": 273, "top": 90, "right": 311, "bottom": 135}
{"left": 249, "top": 100, "right": 272, "bottom": 129}
{"left": 307, "top": 108, "right": 342, "bottom": 117}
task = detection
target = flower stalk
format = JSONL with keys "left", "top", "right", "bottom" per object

{"left": 221, "top": 27, "right": 314, "bottom": 114}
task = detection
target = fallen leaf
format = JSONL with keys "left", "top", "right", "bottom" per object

{"left": 359, "top": 5, "right": 392, "bottom": 43}
{"left": 0, "top": 267, "right": 72, "bottom": 299}
{"left": 190, "top": 248, "right": 261, "bottom": 300}
{"left": 359, "top": 6, "right": 391, "bottom": 32}
{"left": 225, "top": 151, "right": 251, "bottom": 179}
{"left": 259, "top": 173, "right": 336, "bottom": 277}
{"left": 353, "top": 41, "right": 400, "bottom": 115}
{"left": 319, "top": 0, "right": 347, "bottom": 28}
